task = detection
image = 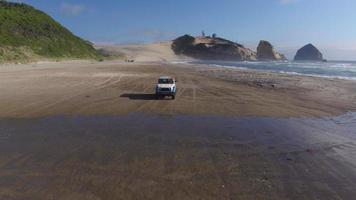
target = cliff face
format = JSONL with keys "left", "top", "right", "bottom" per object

{"left": 256, "top": 40, "right": 286, "bottom": 61}
{"left": 294, "top": 44, "right": 324, "bottom": 61}
{"left": 171, "top": 35, "right": 256, "bottom": 61}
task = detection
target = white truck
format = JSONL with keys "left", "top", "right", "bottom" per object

{"left": 155, "top": 76, "right": 176, "bottom": 99}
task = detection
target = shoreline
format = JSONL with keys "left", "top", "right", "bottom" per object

{"left": 189, "top": 60, "right": 356, "bottom": 81}
{"left": 3, "top": 58, "right": 356, "bottom": 81}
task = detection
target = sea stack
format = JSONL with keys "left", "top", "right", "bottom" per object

{"left": 256, "top": 40, "right": 286, "bottom": 61}
{"left": 294, "top": 44, "right": 324, "bottom": 61}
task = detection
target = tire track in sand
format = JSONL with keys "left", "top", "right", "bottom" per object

{"left": 25, "top": 75, "right": 124, "bottom": 116}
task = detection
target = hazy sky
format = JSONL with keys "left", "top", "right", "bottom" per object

{"left": 10, "top": 0, "right": 356, "bottom": 60}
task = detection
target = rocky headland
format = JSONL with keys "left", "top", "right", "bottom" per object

{"left": 171, "top": 35, "right": 257, "bottom": 61}
{"left": 171, "top": 35, "right": 287, "bottom": 61}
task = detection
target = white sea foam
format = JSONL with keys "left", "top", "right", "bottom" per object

{"left": 278, "top": 71, "right": 356, "bottom": 81}
{"left": 190, "top": 60, "right": 356, "bottom": 81}
{"left": 169, "top": 61, "right": 189, "bottom": 64}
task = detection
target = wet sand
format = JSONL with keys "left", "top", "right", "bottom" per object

{"left": 1, "top": 61, "right": 356, "bottom": 199}
{"left": 0, "top": 113, "right": 356, "bottom": 199}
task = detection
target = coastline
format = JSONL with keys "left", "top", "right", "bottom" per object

{"left": 190, "top": 60, "right": 356, "bottom": 81}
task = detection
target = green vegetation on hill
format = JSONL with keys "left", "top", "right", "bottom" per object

{"left": 0, "top": 1, "right": 99, "bottom": 63}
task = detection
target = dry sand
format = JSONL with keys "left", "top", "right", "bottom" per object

{"left": 0, "top": 60, "right": 355, "bottom": 118}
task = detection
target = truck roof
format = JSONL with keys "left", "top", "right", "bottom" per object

{"left": 159, "top": 76, "right": 173, "bottom": 79}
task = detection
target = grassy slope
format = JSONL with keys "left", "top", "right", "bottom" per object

{"left": 0, "top": 1, "right": 99, "bottom": 63}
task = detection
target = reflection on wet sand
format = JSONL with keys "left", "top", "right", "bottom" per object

{"left": 0, "top": 113, "right": 356, "bottom": 200}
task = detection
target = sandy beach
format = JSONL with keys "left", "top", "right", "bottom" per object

{"left": 0, "top": 60, "right": 356, "bottom": 199}
{"left": 0, "top": 60, "right": 355, "bottom": 118}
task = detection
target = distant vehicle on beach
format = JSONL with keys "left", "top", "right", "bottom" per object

{"left": 155, "top": 76, "right": 176, "bottom": 100}
{"left": 125, "top": 58, "right": 135, "bottom": 62}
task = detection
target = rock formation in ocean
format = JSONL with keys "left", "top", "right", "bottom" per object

{"left": 294, "top": 44, "right": 324, "bottom": 61}
{"left": 256, "top": 40, "right": 286, "bottom": 61}
{"left": 171, "top": 35, "right": 256, "bottom": 61}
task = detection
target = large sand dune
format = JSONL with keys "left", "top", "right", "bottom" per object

{"left": 96, "top": 42, "right": 191, "bottom": 62}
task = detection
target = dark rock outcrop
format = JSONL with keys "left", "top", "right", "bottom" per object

{"left": 171, "top": 35, "right": 195, "bottom": 55}
{"left": 171, "top": 35, "right": 256, "bottom": 61}
{"left": 256, "top": 40, "right": 286, "bottom": 61}
{"left": 294, "top": 44, "right": 324, "bottom": 61}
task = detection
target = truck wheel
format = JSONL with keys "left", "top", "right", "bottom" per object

{"left": 172, "top": 95, "right": 175, "bottom": 100}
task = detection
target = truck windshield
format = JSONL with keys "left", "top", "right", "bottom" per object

{"left": 158, "top": 79, "right": 174, "bottom": 84}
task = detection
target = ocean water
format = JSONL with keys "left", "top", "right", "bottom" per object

{"left": 191, "top": 60, "right": 356, "bottom": 80}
